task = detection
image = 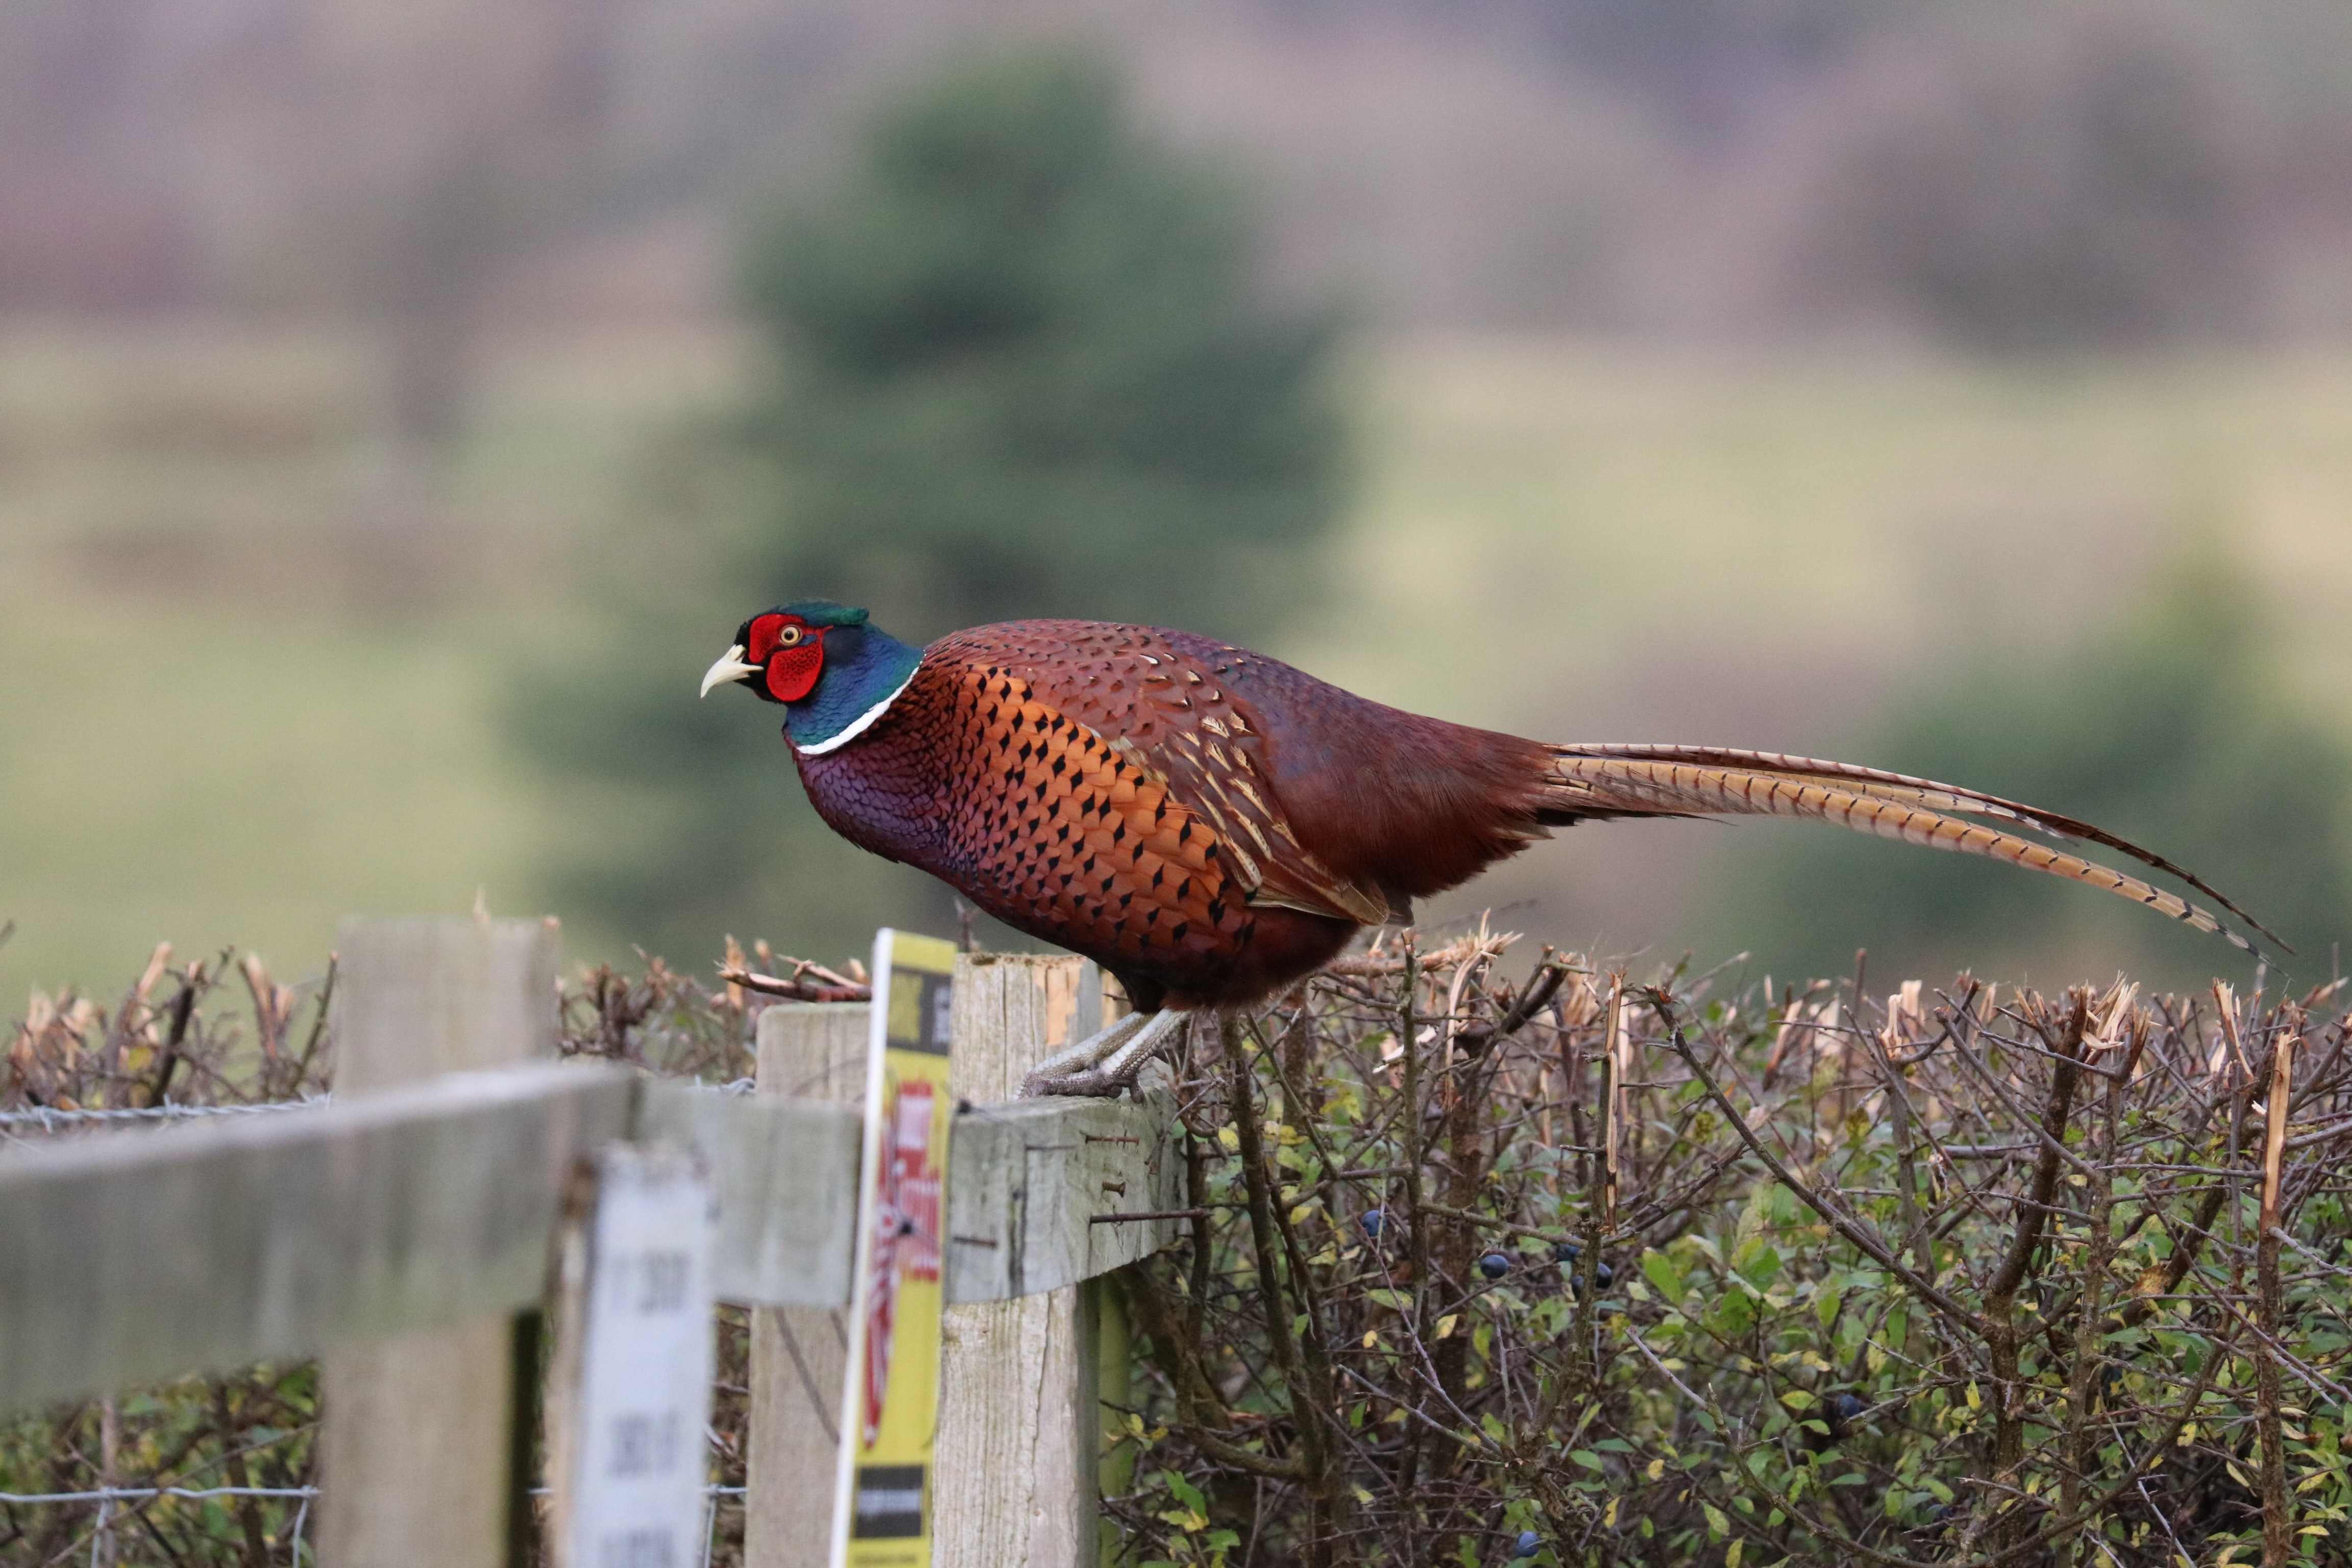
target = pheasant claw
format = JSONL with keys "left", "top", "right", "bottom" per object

{"left": 1021, "top": 1009, "right": 1187, "bottom": 1098}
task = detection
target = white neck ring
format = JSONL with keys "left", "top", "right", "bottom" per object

{"left": 791, "top": 668, "right": 916, "bottom": 756}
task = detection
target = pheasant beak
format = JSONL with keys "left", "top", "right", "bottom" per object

{"left": 700, "top": 645, "right": 761, "bottom": 698}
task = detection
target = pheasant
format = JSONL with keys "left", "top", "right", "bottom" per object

{"left": 701, "top": 601, "right": 2272, "bottom": 1095}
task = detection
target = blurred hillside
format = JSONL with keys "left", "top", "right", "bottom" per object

{"left": 11, "top": 0, "right": 2352, "bottom": 340}
{"left": 9, "top": 323, "right": 2352, "bottom": 998}
{"left": 1698, "top": 549, "right": 2352, "bottom": 989}
{"left": 6, "top": 2, "right": 2352, "bottom": 1002}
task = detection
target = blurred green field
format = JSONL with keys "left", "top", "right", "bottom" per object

{"left": 1311, "top": 342, "right": 2352, "bottom": 979}
{"left": 6, "top": 322, "right": 2351, "bottom": 1001}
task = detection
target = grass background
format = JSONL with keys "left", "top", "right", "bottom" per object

{"left": 7, "top": 322, "right": 2351, "bottom": 1001}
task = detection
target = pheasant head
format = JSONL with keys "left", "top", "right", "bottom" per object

{"left": 699, "top": 600, "right": 922, "bottom": 754}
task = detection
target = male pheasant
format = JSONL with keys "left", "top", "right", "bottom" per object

{"left": 702, "top": 601, "right": 2272, "bottom": 1094}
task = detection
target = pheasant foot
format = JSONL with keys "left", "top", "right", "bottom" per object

{"left": 1021, "top": 1008, "right": 1186, "bottom": 1098}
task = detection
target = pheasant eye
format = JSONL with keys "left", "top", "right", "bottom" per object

{"left": 744, "top": 613, "right": 796, "bottom": 663}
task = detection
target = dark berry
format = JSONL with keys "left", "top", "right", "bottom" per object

{"left": 1557, "top": 1244, "right": 1613, "bottom": 1293}
{"left": 1478, "top": 1251, "right": 1512, "bottom": 1280}
{"left": 1513, "top": 1529, "right": 1541, "bottom": 1558}
{"left": 1359, "top": 1208, "right": 1386, "bottom": 1239}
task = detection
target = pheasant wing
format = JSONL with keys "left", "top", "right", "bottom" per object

{"left": 933, "top": 623, "right": 1395, "bottom": 927}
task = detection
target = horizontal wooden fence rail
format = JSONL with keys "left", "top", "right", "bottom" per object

{"left": 0, "top": 1063, "right": 1182, "bottom": 1416}
{"left": 0, "top": 1060, "right": 632, "bottom": 1414}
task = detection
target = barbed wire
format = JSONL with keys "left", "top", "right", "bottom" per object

{"left": 0, "top": 1484, "right": 751, "bottom": 1504}
{"left": 0, "top": 1095, "right": 331, "bottom": 1131}
{"left": 0, "top": 1486, "right": 319, "bottom": 1504}
{"left": 0, "top": 1081, "right": 757, "bottom": 1134}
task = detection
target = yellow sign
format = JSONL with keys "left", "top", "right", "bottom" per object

{"left": 830, "top": 930, "right": 958, "bottom": 1567}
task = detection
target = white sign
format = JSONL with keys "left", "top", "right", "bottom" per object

{"left": 559, "top": 1146, "right": 717, "bottom": 1568}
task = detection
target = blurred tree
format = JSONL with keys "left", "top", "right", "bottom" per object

{"left": 738, "top": 45, "right": 1344, "bottom": 636}
{"left": 514, "top": 46, "right": 1347, "bottom": 966}
{"left": 1699, "top": 548, "right": 2352, "bottom": 991}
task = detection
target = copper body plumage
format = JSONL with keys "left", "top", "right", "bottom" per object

{"left": 775, "top": 618, "right": 2273, "bottom": 1019}
{"left": 792, "top": 619, "right": 1484, "bottom": 1010}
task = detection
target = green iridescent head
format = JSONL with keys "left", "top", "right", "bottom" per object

{"left": 767, "top": 600, "right": 870, "bottom": 630}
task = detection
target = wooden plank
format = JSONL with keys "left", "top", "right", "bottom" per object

{"left": 320, "top": 914, "right": 562, "bottom": 1568}
{"left": 934, "top": 953, "right": 1103, "bottom": 1568}
{"left": 610, "top": 1079, "right": 1181, "bottom": 1309}
{"left": 742, "top": 1002, "right": 869, "bottom": 1568}
{"left": 0, "top": 1061, "right": 636, "bottom": 1411}
{"left": 943, "top": 1091, "right": 1182, "bottom": 1303}
{"left": 636, "top": 1081, "right": 861, "bottom": 1307}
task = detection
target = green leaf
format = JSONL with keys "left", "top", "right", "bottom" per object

{"left": 1735, "top": 1240, "right": 1783, "bottom": 1291}
{"left": 1162, "top": 1469, "right": 1208, "bottom": 1514}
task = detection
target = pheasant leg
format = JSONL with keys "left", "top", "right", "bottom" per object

{"left": 1021, "top": 1009, "right": 1186, "bottom": 1098}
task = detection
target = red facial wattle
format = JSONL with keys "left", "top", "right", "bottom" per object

{"left": 765, "top": 640, "right": 824, "bottom": 702}
{"left": 740, "top": 612, "right": 825, "bottom": 702}
{"left": 744, "top": 613, "right": 788, "bottom": 664}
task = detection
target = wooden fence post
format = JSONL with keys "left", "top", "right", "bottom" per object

{"left": 743, "top": 1001, "right": 871, "bottom": 1567}
{"left": 1088, "top": 970, "right": 1137, "bottom": 1567}
{"left": 1093, "top": 1276, "right": 1135, "bottom": 1563}
{"left": 317, "top": 915, "right": 560, "bottom": 1568}
{"left": 934, "top": 952, "right": 1104, "bottom": 1568}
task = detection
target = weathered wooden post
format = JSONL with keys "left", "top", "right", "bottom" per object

{"left": 934, "top": 952, "right": 1103, "bottom": 1568}
{"left": 736, "top": 953, "right": 1166, "bottom": 1564}
{"left": 317, "top": 914, "right": 561, "bottom": 1568}
{"left": 743, "top": 1001, "right": 871, "bottom": 1567}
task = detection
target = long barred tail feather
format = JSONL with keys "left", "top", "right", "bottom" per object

{"left": 1542, "top": 744, "right": 2281, "bottom": 958}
